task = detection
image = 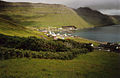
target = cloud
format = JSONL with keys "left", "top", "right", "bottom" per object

{"left": 88, "top": 0, "right": 120, "bottom": 10}
{"left": 2, "top": 0, "right": 120, "bottom": 10}
{"left": 100, "top": 9, "right": 120, "bottom": 15}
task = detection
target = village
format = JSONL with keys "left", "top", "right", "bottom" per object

{"left": 96, "top": 42, "right": 120, "bottom": 53}
{"left": 32, "top": 25, "right": 120, "bottom": 53}
{"left": 39, "top": 26, "right": 78, "bottom": 40}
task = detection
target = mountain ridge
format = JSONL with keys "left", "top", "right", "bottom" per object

{"left": 74, "top": 7, "right": 117, "bottom": 26}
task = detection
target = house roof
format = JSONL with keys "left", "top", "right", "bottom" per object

{"left": 62, "top": 26, "right": 77, "bottom": 28}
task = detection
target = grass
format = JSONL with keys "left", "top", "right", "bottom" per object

{"left": 0, "top": 16, "right": 48, "bottom": 38}
{"left": 69, "top": 37, "right": 100, "bottom": 46}
{"left": 0, "top": 1, "right": 92, "bottom": 29}
{"left": 0, "top": 51, "right": 120, "bottom": 78}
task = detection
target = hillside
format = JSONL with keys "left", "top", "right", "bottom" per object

{"left": 0, "top": 51, "right": 120, "bottom": 78}
{"left": 74, "top": 7, "right": 117, "bottom": 26}
{"left": 0, "top": 16, "right": 47, "bottom": 38}
{"left": 0, "top": 1, "right": 91, "bottom": 29}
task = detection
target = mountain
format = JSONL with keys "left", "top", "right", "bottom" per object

{"left": 0, "top": 1, "right": 95, "bottom": 36}
{"left": 74, "top": 7, "right": 117, "bottom": 26}
{"left": 0, "top": 1, "right": 119, "bottom": 37}
{"left": 0, "top": 1, "right": 91, "bottom": 28}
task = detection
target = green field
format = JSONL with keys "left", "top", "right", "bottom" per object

{"left": 0, "top": 51, "right": 120, "bottom": 78}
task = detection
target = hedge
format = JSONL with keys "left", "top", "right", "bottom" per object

{"left": 0, "top": 34, "right": 69, "bottom": 52}
{"left": 0, "top": 34, "right": 93, "bottom": 52}
{"left": 0, "top": 47, "right": 88, "bottom": 60}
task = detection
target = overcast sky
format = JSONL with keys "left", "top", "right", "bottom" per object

{"left": 2, "top": 0, "right": 120, "bottom": 15}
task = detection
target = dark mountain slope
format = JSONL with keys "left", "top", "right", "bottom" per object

{"left": 75, "top": 7, "right": 116, "bottom": 26}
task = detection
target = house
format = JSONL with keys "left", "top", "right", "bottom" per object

{"left": 83, "top": 43, "right": 94, "bottom": 52}
{"left": 62, "top": 26, "right": 77, "bottom": 30}
{"left": 98, "top": 42, "right": 120, "bottom": 53}
{"left": 53, "top": 36, "right": 65, "bottom": 40}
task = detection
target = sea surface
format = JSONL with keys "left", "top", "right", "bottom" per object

{"left": 72, "top": 25, "right": 120, "bottom": 42}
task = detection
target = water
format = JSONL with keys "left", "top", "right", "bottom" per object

{"left": 72, "top": 25, "right": 120, "bottom": 42}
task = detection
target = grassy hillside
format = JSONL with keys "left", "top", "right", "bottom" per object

{"left": 0, "top": 18, "right": 46, "bottom": 38}
{"left": 0, "top": 51, "right": 120, "bottom": 78}
{"left": 75, "top": 7, "right": 117, "bottom": 26}
{"left": 0, "top": 1, "right": 92, "bottom": 29}
{"left": 0, "top": 2, "right": 48, "bottom": 37}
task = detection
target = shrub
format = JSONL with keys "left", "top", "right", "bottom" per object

{"left": 0, "top": 47, "right": 88, "bottom": 60}
{"left": 0, "top": 34, "right": 69, "bottom": 52}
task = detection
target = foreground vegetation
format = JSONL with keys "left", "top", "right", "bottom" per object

{"left": 0, "top": 51, "right": 120, "bottom": 78}
{"left": 0, "top": 34, "right": 119, "bottom": 78}
{"left": 0, "top": 47, "right": 87, "bottom": 60}
{"left": 0, "top": 34, "right": 93, "bottom": 60}
{"left": 0, "top": 33, "right": 119, "bottom": 78}
{"left": 0, "top": 34, "right": 93, "bottom": 52}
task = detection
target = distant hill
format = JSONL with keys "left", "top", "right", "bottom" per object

{"left": 74, "top": 7, "right": 118, "bottom": 26}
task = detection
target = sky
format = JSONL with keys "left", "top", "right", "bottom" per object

{"left": 2, "top": 0, "right": 120, "bottom": 15}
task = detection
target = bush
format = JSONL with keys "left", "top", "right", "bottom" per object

{"left": 0, "top": 34, "right": 93, "bottom": 52}
{"left": 0, "top": 34, "right": 69, "bottom": 52}
{"left": 0, "top": 34, "right": 91, "bottom": 60}
{"left": 0, "top": 47, "right": 88, "bottom": 60}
